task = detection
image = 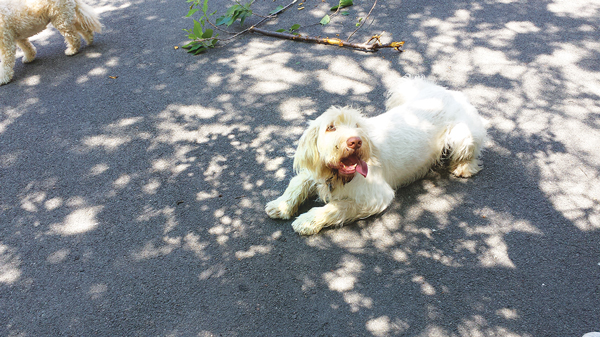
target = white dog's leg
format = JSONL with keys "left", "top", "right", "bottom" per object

{"left": 75, "top": 22, "right": 95, "bottom": 45}
{"left": 265, "top": 170, "right": 316, "bottom": 219}
{"left": 446, "top": 123, "right": 484, "bottom": 178}
{"left": 0, "top": 40, "right": 17, "bottom": 85}
{"left": 61, "top": 29, "right": 82, "bottom": 56}
{"left": 292, "top": 183, "right": 395, "bottom": 235}
{"left": 292, "top": 200, "right": 365, "bottom": 235}
{"left": 17, "top": 39, "right": 37, "bottom": 63}
{"left": 53, "top": 13, "right": 82, "bottom": 56}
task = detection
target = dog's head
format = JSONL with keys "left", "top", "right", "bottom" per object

{"left": 293, "top": 106, "right": 372, "bottom": 182}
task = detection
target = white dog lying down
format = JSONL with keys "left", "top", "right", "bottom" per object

{"left": 0, "top": 0, "right": 102, "bottom": 85}
{"left": 266, "top": 76, "right": 487, "bottom": 235}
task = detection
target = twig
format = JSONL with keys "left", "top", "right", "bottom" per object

{"left": 207, "top": 19, "right": 235, "bottom": 34}
{"left": 216, "top": 0, "right": 297, "bottom": 43}
{"left": 346, "top": 0, "right": 378, "bottom": 42}
{"left": 249, "top": 27, "right": 404, "bottom": 52}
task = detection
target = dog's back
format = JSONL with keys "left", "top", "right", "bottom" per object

{"left": 385, "top": 75, "right": 435, "bottom": 110}
{"left": 0, "top": 0, "right": 51, "bottom": 39}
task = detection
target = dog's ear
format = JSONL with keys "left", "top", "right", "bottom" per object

{"left": 293, "top": 121, "right": 320, "bottom": 173}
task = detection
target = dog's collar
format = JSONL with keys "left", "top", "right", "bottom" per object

{"left": 326, "top": 174, "right": 354, "bottom": 192}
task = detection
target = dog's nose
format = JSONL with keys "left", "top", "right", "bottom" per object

{"left": 346, "top": 137, "right": 362, "bottom": 149}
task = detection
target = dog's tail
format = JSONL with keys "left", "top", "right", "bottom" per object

{"left": 75, "top": 0, "right": 103, "bottom": 34}
{"left": 385, "top": 74, "right": 429, "bottom": 110}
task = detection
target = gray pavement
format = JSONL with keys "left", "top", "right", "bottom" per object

{"left": 1, "top": 0, "right": 599, "bottom": 336}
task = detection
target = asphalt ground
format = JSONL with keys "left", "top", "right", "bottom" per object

{"left": 1, "top": 0, "right": 599, "bottom": 336}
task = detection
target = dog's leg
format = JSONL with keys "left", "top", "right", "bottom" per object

{"left": 0, "top": 39, "right": 17, "bottom": 85}
{"left": 16, "top": 39, "right": 37, "bottom": 63}
{"left": 53, "top": 14, "right": 82, "bottom": 55}
{"left": 61, "top": 29, "right": 82, "bottom": 56}
{"left": 292, "top": 180, "right": 395, "bottom": 235}
{"left": 292, "top": 200, "right": 363, "bottom": 235}
{"left": 266, "top": 170, "right": 316, "bottom": 220}
{"left": 446, "top": 123, "right": 484, "bottom": 177}
{"left": 75, "top": 22, "right": 94, "bottom": 45}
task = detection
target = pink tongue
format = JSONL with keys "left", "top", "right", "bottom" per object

{"left": 341, "top": 155, "right": 368, "bottom": 177}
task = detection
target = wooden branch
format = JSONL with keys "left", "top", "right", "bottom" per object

{"left": 249, "top": 27, "right": 404, "bottom": 52}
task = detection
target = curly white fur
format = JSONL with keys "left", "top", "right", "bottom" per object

{"left": 266, "top": 76, "right": 487, "bottom": 235}
{"left": 0, "top": 0, "right": 102, "bottom": 85}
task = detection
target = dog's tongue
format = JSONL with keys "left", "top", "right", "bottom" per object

{"left": 341, "top": 155, "right": 368, "bottom": 177}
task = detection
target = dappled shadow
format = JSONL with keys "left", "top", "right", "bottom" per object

{"left": 1, "top": 0, "right": 599, "bottom": 336}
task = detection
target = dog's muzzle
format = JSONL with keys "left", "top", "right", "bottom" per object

{"left": 332, "top": 137, "right": 368, "bottom": 178}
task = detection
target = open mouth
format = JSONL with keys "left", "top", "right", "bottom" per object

{"left": 337, "top": 154, "right": 368, "bottom": 177}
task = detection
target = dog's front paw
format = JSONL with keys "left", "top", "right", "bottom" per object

{"left": 265, "top": 198, "right": 295, "bottom": 219}
{"left": 292, "top": 212, "right": 324, "bottom": 236}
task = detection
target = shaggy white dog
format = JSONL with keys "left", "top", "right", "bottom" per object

{"left": 266, "top": 76, "right": 487, "bottom": 235}
{"left": 0, "top": 0, "right": 102, "bottom": 85}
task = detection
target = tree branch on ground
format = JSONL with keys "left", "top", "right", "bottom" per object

{"left": 182, "top": 0, "right": 404, "bottom": 55}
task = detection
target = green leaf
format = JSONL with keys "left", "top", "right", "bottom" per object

{"left": 269, "top": 5, "right": 284, "bottom": 15}
{"left": 226, "top": 5, "right": 238, "bottom": 16}
{"left": 202, "top": 29, "right": 213, "bottom": 38}
{"left": 275, "top": 28, "right": 286, "bottom": 32}
{"left": 290, "top": 24, "right": 301, "bottom": 31}
{"left": 182, "top": 41, "right": 196, "bottom": 49}
{"left": 193, "top": 47, "right": 208, "bottom": 55}
{"left": 202, "top": 0, "right": 208, "bottom": 13}
{"left": 239, "top": 11, "right": 251, "bottom": 26}
{"left": 185, "top": 8, "right": 199, "bottom": 17}
{"left": 215, "top": 16, "right": 229, "bottom": 26}
{"left": 226, "top": 16, "right": 236, "bottom": 26}
{"left": 331, "top": 0, "right": 353, "bottom": 10}
{"left": 320, "top": 15, "right": 330, "bottom": 25}
{"left": 188, "top": 43, "right": 204, "bottom": 52}
{"left": 341, "top": 11, "right": 350, "bottom": 16}
{"left": 192, "top": 19, "right": 203, "bottom": 38}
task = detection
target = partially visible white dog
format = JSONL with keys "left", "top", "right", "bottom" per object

{"left": 0, "top": 0, "right": 102, "bottom": 85}
{"left": 266, "top": 76, "right": 487, "bottom": 235}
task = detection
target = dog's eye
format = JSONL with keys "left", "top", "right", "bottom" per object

{"left": 326, "top": 124, "right": 336, "bottom": 132}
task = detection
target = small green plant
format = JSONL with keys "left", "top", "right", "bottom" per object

{"left": 215, "top": 1, "right": 253, "bottom": 27}
{"left": 182, "top": 0, "right": 254, "bottom": 54}
{"left": 182, "top": 0, "right": 219, "bottom": 54}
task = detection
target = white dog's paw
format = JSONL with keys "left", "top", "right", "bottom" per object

{"left": 22, "top": 55, "right": 35, "bottom": 63}
{"left": 292, "top": 212, "right": 324, "bottom": 236}
{"left": 65, "top": 47, "right": 79, "bottom": 56}
{"left": 265, "top": 198, "right": 295, "bottom": 219}
{"left": 22, "top": 48, "right": 37, "bottom": 63}
{"left": 0, "top": 71, "right": 13, "bottom": 85}
{"left": 451, "top": 160, "right": 482, "bottom": 178}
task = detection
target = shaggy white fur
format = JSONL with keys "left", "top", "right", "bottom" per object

{"left": 0, "top": 0, "right": 102, "bottom": 85}
{"left": 266, "top": 76, "right": 487, "bottom": 235}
